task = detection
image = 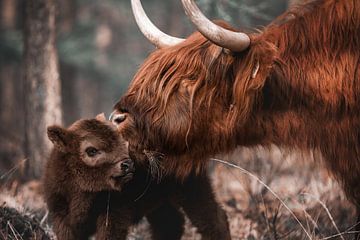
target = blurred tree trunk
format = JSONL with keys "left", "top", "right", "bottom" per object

{"left": 23, "top": 0, "right": 62, "bottom": 179}
{"left": 0, "top": 0, "right": 24, "bottom": 173}
{"left": 0, "top": 65, "right": 23, "bottom": 172}
{"left": 1, "top": 0, "right": 16, "bottom": 29}
{"left": 56, "top": 0, "right": 76, "bottom": 33}
{"left": 57, "top": 0, "right": 78, "bottom": 126}
{"left": 166, "top": 1, "right": 186, "bottom": 36}
{"left": 59, "top": 63, "right": 79, "bottom": 126}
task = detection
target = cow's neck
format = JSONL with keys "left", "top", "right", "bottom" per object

{"left": 235, "top": 0, "right": 360, "bottom": 149}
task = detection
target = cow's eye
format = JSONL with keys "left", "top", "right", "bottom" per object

{"left": 85, "top": 147, "right": 98, "bottom": 157}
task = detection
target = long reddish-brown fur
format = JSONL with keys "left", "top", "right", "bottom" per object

{"left": 116, "top": 0, "right": 360, "bottom": 209}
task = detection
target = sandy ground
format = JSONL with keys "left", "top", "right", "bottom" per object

{"left": 0, "top": 147, "right": 357, "bottom": 239}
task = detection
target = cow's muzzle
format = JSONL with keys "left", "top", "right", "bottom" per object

{"left": 109, "top": 111, "right": 127, "bottom": 126}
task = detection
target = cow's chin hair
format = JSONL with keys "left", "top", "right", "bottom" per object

{"left": 143, "top": 149, "right": 164, "bottom": 183}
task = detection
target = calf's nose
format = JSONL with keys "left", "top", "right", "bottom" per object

{"left": 121, "top": 159, "right": 134, "bottom": 173}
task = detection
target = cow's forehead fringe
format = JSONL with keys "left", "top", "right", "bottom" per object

{"left": 122, "top": 0, "right": 360, "bottom": 129}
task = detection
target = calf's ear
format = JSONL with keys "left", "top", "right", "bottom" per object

{"left": 95, "top": 113, "right": 106, "bottom": 122}
{"left": 47, "top": 126, "right": 72, "bottom": 151}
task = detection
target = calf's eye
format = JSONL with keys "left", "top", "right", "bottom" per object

{"left": 85, "top": 147, "right": 99, "bottom": 157}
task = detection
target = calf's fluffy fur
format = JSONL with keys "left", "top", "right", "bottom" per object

{"left": 43, "top": 115, "right": 230, "bottom": 240}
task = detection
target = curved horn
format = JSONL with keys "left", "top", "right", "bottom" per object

{"left": 181, "top": 0, "right": 250, "bottom": 52}
{"left": 131, "top": 0, "right": 185, "bottom": 48}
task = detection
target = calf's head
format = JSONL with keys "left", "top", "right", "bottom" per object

{"left": 47, "top": 114, "right": 135, "bottom": 192}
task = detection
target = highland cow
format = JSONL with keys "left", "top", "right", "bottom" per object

{"left": 111, "top": 0, "right": 360, "bottom": 228}
{"left": 44, "top": 114, "right": 230, "bottom": 240}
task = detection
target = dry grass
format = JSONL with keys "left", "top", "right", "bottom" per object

{"left": 209, "top": 147, "right": 356, "bottom": 240}
{"left": 0, "top": 147, "right": 357, "bottom": 239}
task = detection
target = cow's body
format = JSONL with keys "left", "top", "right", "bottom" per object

{"left": 114, "top": 0, "right": 360, "bottom": 222}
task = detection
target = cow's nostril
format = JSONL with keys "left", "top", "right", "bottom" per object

{"left": 111, "top": 113, "right": 126, "bottom": 125}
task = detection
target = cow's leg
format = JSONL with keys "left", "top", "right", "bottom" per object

{"left": 343, "top": 174, "right": 360, "bottom": 240}
{"left": 179, "top": 174, "right": 231, "bottom": 240}
{"left": 344, "top": 169, "right": 360, "bottom": 240}
{"left": 355, "top": 206, "right": 360, "bottom": 240}
{"left": 146, "top": 202, "right": 185, "bottom": 240}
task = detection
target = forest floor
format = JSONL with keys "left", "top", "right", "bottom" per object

{"left": 0, "top": 147, "right": 357, "bottom": 240}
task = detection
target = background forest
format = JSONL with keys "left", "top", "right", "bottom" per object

{"left": 2, "top": 0, "right": 357, "bottom": 240}
{"left": 0, "top": 0, "right": 289, "bottom": 175}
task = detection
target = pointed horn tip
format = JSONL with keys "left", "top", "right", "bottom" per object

{"left": 181, "top": 0, "right": 251, "bottom": 52}
{"left": 131, "top": 0, "right": 185, "bottom": 48}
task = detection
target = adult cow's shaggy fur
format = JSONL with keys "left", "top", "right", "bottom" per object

{"left": 114, "top": 0, "right": 360, "bottom": 217}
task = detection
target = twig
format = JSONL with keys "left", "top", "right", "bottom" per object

{"left": 319, "top": 213, "right": 360, "bottom": 239}
{"left": 0, "top": 159, "right": 27, "bottom": 181}
{"left": 271, "top": 203, "right": 281, "bottom": 240}
{"left": 210, "top": 158, "right": 313, "bottom": 240}
{"left": 343, "top": 219, "right": 360, "bottom": 232}
{"left": 299, "top": 204, "right": 319, "bottom": 234}
{"left": 302, "top": 193, "right": 344, "bottom": 240}
{"left": 321, "top": 231, "right": 360, "bottom": 240}
{"left": 7, "top": 221, "right": 22, "bottom": 240}
{"left": 106, "top": 191, "right": 111, "bottom": 228}
{"left": 134, "top": 168, "right": 153, "bottom": 202}
{"left": 0, "top": 231, "right": 7, "bottom": 240}
{"left": 134, "top": 179, "right": 152, "bottom": 202}
{"left": 40, "top": 210, "right": 49, "bottom": 226}
{"left": 261, "top": 195, "right": 272, "bottom": 238}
